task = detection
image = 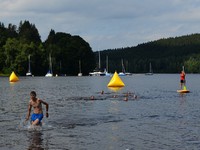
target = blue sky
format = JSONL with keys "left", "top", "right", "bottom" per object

{"left": 1, "top": 0, "right": 200, "bottom": 51}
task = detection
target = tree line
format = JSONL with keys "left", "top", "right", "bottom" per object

{"left": 1, "top": 20, "right": 200, "bottom": 76}
{"left": 98, "top": 34, "right": 200, "bottom": 73}
{"left": 0, "top": 20, "right": 95, "bottom": 76}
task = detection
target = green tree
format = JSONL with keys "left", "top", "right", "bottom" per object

{"left": 3, "top": 38, "right": 20, "bottom": 73}
{"left": 184, "top": 56, "right": 200, "bottom": 73}
{"left": 18, "top": 20, "right": 41, "bottom": 44}
{"left": 44, "top": 32, "right": 95, "bottom": 75}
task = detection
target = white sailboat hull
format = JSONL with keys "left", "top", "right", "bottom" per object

{"left": 78, "top": 73, "right": 82, "bottom": 76}
{"left": 45, "top": 54, "right": 53, "bottom": 77}
{"left": 89, "top": 71, "right": 105, "bottom": 76}
{"left": 26, "top": 72, "right": 32, "bottom": 76}
{"left": 26, "top": 55, "right": 33, "bottom": 76}
{"left": 118, "top": 72, "right": 126, "bottom": 76}
{"left": 45, "top": 73, "right": 53, "bottom": 77}
{"left": 146, "top": 62, "right": 153, "bottom": 75}
{"left": 145, "top": 73, "right": 153, "bottom": 75}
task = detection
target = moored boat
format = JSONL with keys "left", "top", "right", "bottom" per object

{"left": 45, "top": 53, "right": 53, "bottom": 77}
{"left": 89, "top": 51, "right": 105, "bottom": 76}
{"left": 26, "top": 55, "right": 33, "bottom": 76}
{"left": 145, "top": 62, "right": 153, "bottom": 75}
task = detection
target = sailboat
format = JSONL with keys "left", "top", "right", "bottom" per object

{"left": 89, "top": 51, "right": 105, "bottom": 76}
{"left": 118, "top": 59, "right": 132, "bottom": 76}
{"left": 26, "top": 55, "right": 32, "bottom": 76}
{"left": 104, "top": 55, "right": 111, "bottom": 76}
{"left": 118, "top": 59, "right": 126, "bottom": 76}
{"left": 45, "top": 53, "right": 53, "bottom": 77}
{"left": 78, "top": 60, "right": 82, "bottom": 76}
{"left": 145, "top": 62, "right": 153, "bottom": 75}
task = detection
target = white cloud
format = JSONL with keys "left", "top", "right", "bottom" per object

{"left": 1, "top": 0, "right": 200, "bottom": 50}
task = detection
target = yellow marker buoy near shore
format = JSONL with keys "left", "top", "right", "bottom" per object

{"left": 107, "top": 71, "right": 125, "bottom": 87}
{"left": 9, "top": 71, "right": 19, "bottom": 82}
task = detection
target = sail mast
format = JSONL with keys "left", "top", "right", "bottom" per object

{"left": 79, "top": 60, "right": 82, "bottom": 73}
{"left": 149, "top": 62, "right": 152, "bottom": 73}
{"left": 98, "top": 51, "right": 101, "bottom": 70}
{"left": 28, "top": 54, "right": 31, "bottom": 72}
{"left": 106, "top": 55, "right": 108, "bottom": 72}
{"left": 49, "top": 53, "right": 53, "bottom": 74}
{"left": 121, "top": 59, "right": 126, "bottom": 73}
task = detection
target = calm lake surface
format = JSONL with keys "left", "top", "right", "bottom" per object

{"left": 1, "top": 74, "right": 200, "bottom": 150}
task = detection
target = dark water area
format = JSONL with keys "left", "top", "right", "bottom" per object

{"left": 1, "top": 74, "right": 200, "bottom": 150}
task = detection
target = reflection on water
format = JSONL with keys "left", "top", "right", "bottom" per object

{"left": 27, "top": 131, "right": 44, "bottom": 149}
{"left": 108, "top": 86, "right": 124, "bottom": 92}
{"left": 178, "top": 93, "right": 187, "bottom": 106}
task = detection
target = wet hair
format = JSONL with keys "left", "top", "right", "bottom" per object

{"left": 30, "top": 91, "right": 36, "bottom": 97}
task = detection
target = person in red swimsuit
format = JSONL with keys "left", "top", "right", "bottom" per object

{"left": 180, "top": 71, "right": 186, "bottom": 89}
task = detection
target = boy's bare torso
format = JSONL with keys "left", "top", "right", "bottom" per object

{"left": 30, "top": 99, "right": 43, "bottom": 114}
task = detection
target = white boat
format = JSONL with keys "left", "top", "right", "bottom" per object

{"left": 45, "top": 54, "right": 53, "bottom": 77}
{"left": 78, "top": 73, "right": 83, "bottom": 76}
{"left": 104, "top": 69, "right": 111, "bottom": 76}
{"left": 118, "top": 59, "right": 132, "bottom": 76}
{"left": 45, "top": 70, "right": 53, "bottom": 77}
{"left": 145, "top": 62, "right": 153, "bottom": 75}
{"left": 26, "top": 72, "right": 32, "bottom": 76}
{"left": 78, "top": 60, "right": 82, "bottom": 76}
{"left": 89, "top": 70, "right": 105, "bottom": 76}
{"left": 125, "top": 72, "right": 132, "bottom": 76}
{"left": 26, "top": 55, "right": 33, "bottom": 76}
{"left": 89, "top": 51, "right": 105, "bottom": 76}
{"left": 118, "top": 72, "right": 126, "bottom": 76}
{"left": 104, "top": 55, "right": 112, "bottom": 76}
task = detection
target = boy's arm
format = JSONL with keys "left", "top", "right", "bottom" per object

{"left": 40, "top": 100, "right": 49, "bottom": 117}
{"left": 26, "top": 102, "right": 32, "bottom": 120}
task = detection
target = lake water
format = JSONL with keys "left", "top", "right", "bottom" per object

{"left": 1, "top": 74, "right": 200, "bottom": 150}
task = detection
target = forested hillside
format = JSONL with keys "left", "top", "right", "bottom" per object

{"left": 98, "top": 34, "right": 200, "bottom": 73}
{"left": 0, "top": 20, "right": 95, "bottom": 76}
{"left": 1, "top": 20, "right": 200, "bottom": 75}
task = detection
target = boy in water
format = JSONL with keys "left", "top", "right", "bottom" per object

{"left": 25, "top": 91, "right": 49, "bottom": 125}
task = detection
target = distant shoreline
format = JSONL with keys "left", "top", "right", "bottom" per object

{"left": 0, "top": 74, "right": 9, "bottom": 77}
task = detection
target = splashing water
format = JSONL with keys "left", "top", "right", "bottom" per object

{"left": 17, "top": 115, "right": 52, "bottom": 131}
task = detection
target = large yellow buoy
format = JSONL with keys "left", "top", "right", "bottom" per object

{"left": 107, "top": 71, "right": 125, "bottom": 87}
{"left": 9, "top": 71, "right": 19, "bottom": 82}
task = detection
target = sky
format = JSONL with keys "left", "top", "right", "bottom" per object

{"left": 1, "top": 0, "right": 200, "bottom": 51}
